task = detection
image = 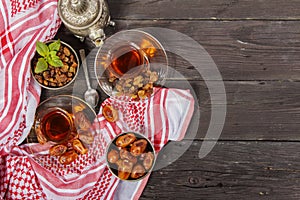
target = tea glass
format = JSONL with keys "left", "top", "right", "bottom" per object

{"left": 94, "top": 29, "right": 168, "bottom": 98}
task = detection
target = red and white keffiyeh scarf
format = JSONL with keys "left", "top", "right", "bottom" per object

{"left": 0, "top": 0, "right": 61, "bottom": 154}
{"left": 0, "top": 1, "right": 195, "bottom": 199}
{"left": 1, "top": 87, "right": 194, "bottom": 199}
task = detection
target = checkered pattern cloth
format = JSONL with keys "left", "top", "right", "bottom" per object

{"left": 1, "top": 87, "right": 194, "bottom": 199}
{"left": 0, "top": 0, "right": 61, "bottom": 154}
{"left": 0, "top": 1, "right": 195, "bottom": 199}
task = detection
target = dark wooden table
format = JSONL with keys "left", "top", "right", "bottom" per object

{"left": 41, "top": 1, "right": 300, "bottom": 199}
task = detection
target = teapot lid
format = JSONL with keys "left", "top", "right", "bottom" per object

{"left": 58, "top": 0, "right": 103, "bottom": 30}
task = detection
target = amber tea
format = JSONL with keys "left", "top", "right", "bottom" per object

{"left": 41, "top": 108, "right": 73, "bottom": 143}
{"left": 108, "top": 43, "right": 147, "bottom": 78}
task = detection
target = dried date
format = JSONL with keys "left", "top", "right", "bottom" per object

{"left": 102, "top": 105, "right": 118, "bottom": 122}
{"left": 49, "top": 144, "right": 67, "bottom": 156}
{"left": 72, "top": 139, "right": 88, "bottom": 155}
{"left": 107, "top": 149, "right": 119, "bottom": 163}
{"left": 118, "top": 159, "right": 134, "bottom": 180}
{"left": 118, "top": 170, "right": 131, "bottom": 180}
{"left": 109, "top": 68, "right": 158, "bottom": 100}
{"left": 74, "top": 111, "right": 91, "bottom": 130}
{"left": 115, "top": 133, "right": 136, "bottom": 148}
{"left": 130, "top": 139, "right": 147, "bottom": 156}
{"left": 78, "top": 130, "right": 94, "bottom": 145}
{"left": 131, "top": 164, "right": 146, "bottom": 179}
{"left": 59, "top": 150, "right": 78, "bottom": 165}
{"left": 142, "top": 152, "right": 155, "bottom": 170}
{"left": 119, "top": 148, "right": 137, "bottom": 164}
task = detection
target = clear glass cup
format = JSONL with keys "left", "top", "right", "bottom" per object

{"left": 26, "top": 95, "right": 101, "bottom": 172}
{"left": 94, "top": 29, "right": 168, "bottom": 99}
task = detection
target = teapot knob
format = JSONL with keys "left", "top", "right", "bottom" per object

{"left": 69, "top": 0, "right": 88, "bottom": 14}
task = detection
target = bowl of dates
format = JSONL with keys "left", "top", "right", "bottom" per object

{"left": 106, "top": 132, "right": 156, "bottom": 181}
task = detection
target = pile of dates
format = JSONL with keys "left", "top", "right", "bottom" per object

{"left": 107, "top": 133, "right": 155, "bottom": 180}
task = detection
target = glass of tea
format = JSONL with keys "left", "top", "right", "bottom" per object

{"left": 25, "top": 95, "right": 110, "bottom": 178}
{"left": 94, "top": 29, "right": 168, "bottom": 98}
{"left": 107, "top": 41, "right": 149, "bottom": 79}
{"left": 38, "top": 107, "right": 73, "bottom": 143}
{"left": 31, "top": 95, "right": 98, "bottom": 146}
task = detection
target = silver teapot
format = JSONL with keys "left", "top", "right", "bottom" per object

{"left": 58, "top": 0, "right": 114, "bottom": 46}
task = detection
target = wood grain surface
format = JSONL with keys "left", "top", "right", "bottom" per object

{"left": 108, "top": 0, "right": 300, "bottom": 20}
{"left": 40, "top": 0, "right": 300, "bottom": 199}
{"left": 142, "top": 141, "right": 300, "bottom": 199}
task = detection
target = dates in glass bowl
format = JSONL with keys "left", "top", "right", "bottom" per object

{"left": 106, "top": 132, "right": 156, "bottom": 181}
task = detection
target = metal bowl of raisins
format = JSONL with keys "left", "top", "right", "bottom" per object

{"left": 31, "top": 40, "right": 80, "bottom": 90}
{"left": 106, "top": 132, "right": 156, "bottom": 181}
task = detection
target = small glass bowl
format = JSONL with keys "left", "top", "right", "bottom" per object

{"left": 106, "top": 132, "right": 156, "bottom": 181}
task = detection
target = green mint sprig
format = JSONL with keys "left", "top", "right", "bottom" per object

{"left": 34, "top": 40, "right": 63, "bottom": 73}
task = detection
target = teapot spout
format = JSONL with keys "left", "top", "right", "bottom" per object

{"left": 89, "top": 28, "right": 106, "bottom": 47}
{"left": 89, "top": 18, "right": 114, "bottom": 46}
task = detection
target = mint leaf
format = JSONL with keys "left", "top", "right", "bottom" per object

{"left": 35, "top": 58, "right": 48, "bottom": 73}
{"left": 47, "top": 52, "right": 63, "bottom": 67}
{"left": 48, "top": 58, "right": 63, "bottom": 67}
{"left": 48, "top": 40, "right": 60, "bottom": 51}
{"left": 49, "top": 51, "right": 57, "bottom": 58}
{"left": 50, "top": 55, "right": 61, "bottom": 61}
{"left": 36, "top": 41, "right": 49, "bottom": 57}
